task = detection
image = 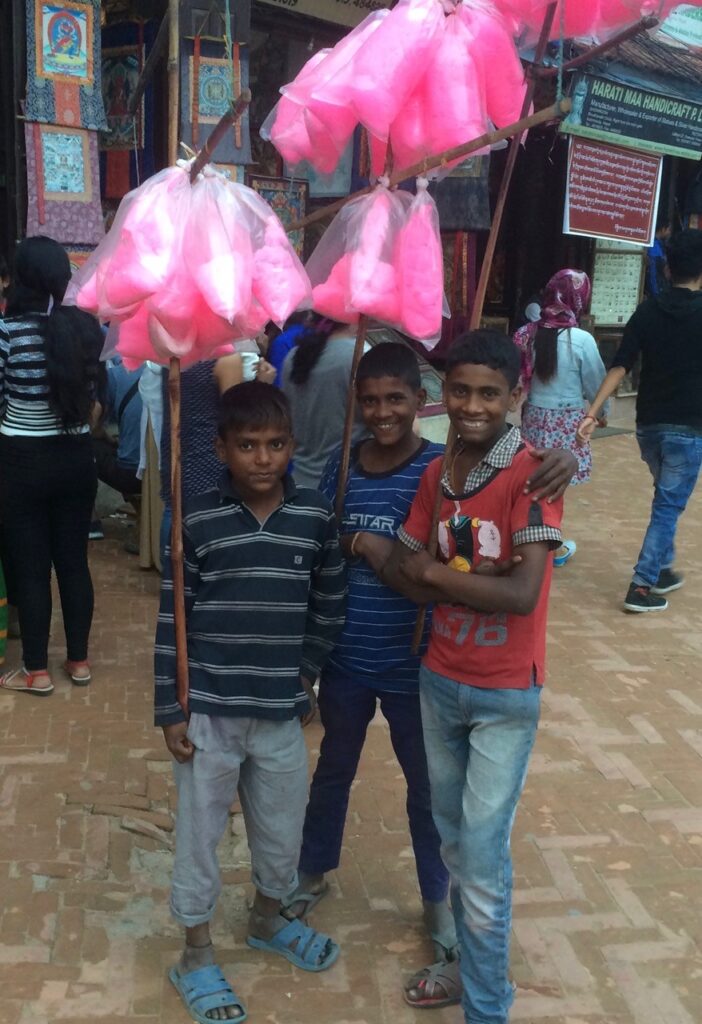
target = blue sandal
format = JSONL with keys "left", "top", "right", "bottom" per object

{"left": 247, "top": 917, "right": 340, "bottom": 972}
{"left": 169, "top": 964, "right": 247, "bottom": 1023}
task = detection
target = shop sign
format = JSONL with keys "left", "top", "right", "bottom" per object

{"left": 561, "top": 72, "right": 702, "bottom": 159}
{"left": 659, "top": 5, "right": 702, "bottom": 50}
{"left": 255, "top": 0, "right": 391, "bottom": 28}
{"left": 563, "top": 136, "right": 662, "bottom": 247}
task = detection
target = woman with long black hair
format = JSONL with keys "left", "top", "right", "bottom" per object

{"left": 0, "top": 236, "right": 102, "bottom": 695}
{"left": 281, "top": 316, "right": 366, "bottom": 489}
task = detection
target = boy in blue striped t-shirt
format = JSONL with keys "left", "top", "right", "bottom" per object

{"left": 288, "top": 343, "right": 458, "bottom": 972}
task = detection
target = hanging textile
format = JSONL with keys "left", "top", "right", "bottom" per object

{"left": 100, "top": 21, "right": 158, "bottom": 200}
{"left": 179, "top": 37, "right": 252, "bottom": 165}
{"left": 25, "top": 122, "right": 104, "bottom": 245}
{"left": 25, "top": 0, "right": 107, "bottom": 130}
{"left": 428, "top": 156, "right": 491, "bottom": 232}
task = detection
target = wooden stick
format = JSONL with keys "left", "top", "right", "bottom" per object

{"left": 189, "top": 90, "right": 252, "bottom": 183}
{"left": 535, "top": 15, "right": 659, "bottom": 77}
{"left": 335, "top": 316, "right": 369, "bottom": 521}
{"left": 167, "top": 0, "right": 180, "bottom": 167}
{"left": 286, "top": 98, "right": 571, "bottom": 235}
{"left": 168, "top": 357, "right": 190, "bottom": 716}
{"left": 127, "top": 10, "right": 170, "bottom": 118}
{"left": 410, "top": 2, "right": 558, "bottom": 654}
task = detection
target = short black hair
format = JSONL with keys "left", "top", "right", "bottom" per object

{"left": 218, "top": 381, "right": 292, "bottom": 440}
{"left": 445, "top": 330, "right": 521, "bottom": 390}
{"left": 666, "top": 229, "right": 702, "bottom": 284}
{"left": 356, "top": 342, "right": 422, "bottom": 391}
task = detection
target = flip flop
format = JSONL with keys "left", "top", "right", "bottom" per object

{"left": 403, "top": 958, "right": 462, "bottom": 1009}
{"left": 168, "top": 964, "right": 247, "bottom": 1024}
{"left": 0, "top": 668, "right": 54, "bottom": 696}
{"left": 247, "top": 916, "right": 340, "bottom": 972}
{"left": 553, "top": 540, "right": 576, "bottom": 567}
{"left": 63, "top": 660, "right": 91, "bottom": 686}
{"left": 282, "top": 879, "right": 330, "bottom": 917}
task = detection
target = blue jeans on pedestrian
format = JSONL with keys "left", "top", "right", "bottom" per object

{"left": 633, "top": 426, "right": 702, "bottom": 588}
{"left": 419, "top": 665, "right": 542, "bottom": 1024}
{"left": 299, "top": 671, "right": 449, "bottom": 904}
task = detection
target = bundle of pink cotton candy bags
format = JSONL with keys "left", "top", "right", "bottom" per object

{"left": 66, "top": 163, "right": 311, "bottom": 368}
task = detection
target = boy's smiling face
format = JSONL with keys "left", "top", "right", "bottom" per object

{"left": 356, "top": 375, "right": 426, "bottom": 448}
{"left": 444, "top": 363, "right": 521, "bottom": 453}
{"left": 216, "top": 425, "right": 294, "bottom": 502}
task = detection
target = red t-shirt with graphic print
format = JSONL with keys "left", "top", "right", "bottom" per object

{"left": 399, "top": 445, "right": 562, "bottom": 689}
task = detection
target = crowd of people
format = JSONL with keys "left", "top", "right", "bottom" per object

{"left": 0, "top": 229, "right": 700, "bottom": 1024}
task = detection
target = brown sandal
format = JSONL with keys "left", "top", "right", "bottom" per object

{"left": 403, "top": 958, "right": 462, "bottom": 1009}
{"left": 0, "top": 668, "right": 54, "bottom": 696}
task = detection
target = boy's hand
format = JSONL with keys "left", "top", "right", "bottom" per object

{"left": 525, "top": 448, "right": 576, "bottom": 502}
{"left": 399, "top": 549, "right": 435, "bottom": 586}
{"left": 255, "top": 358, "right": 276, "bottom": 384}
{"left": 342, "top": 532, "right": 394, "bottom": 575}
{"left": 300, "top": 675, "right": 317, "bottom": 727}
{"left": 473, "top": 555, "right": 523, "bottom": 576}
{"left": 162, "top": 722, "right": 194, "bottom": 763}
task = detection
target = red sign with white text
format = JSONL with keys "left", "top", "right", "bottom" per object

{"left": 564, "top": 137, "right": 662, "bottom": 246}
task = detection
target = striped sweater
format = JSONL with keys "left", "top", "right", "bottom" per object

{"left": 154, "top": 471, "right": 347, "bottom": 726}
{"left": 0, "top": 314, "right": 89, "bottom": 436}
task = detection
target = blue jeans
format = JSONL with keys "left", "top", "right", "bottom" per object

{"left": 419, "top": 665, "right": 541, "bottom": 1024}
{"left": 633, "top": 427, "right": 702, "bottom": 587}
{"left": 299, "top": 672, "right": 449, "bottom": 903}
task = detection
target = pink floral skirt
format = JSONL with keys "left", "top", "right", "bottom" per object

{"left": 521, "top": 403, "right": 592, "bottom": 485}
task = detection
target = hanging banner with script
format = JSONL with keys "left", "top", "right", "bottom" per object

{"left": 255, "top": 0, "right": 391, "bottom": 28}
{"left": 561, "top": 73, "right": 702, "bottom": 159}
{"left": 564, "top": 137, "right": 662, "bottom": 247}
{"left": 658, "top": 5, "right": 702, "bottom": 50}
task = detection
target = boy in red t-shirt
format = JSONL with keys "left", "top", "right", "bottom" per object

{"left": 384, "top": 331, "right": 563, "bottom": 1024}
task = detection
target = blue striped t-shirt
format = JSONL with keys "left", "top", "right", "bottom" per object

{"left": 320, "top": 438, "right": 444, "bottom": 692}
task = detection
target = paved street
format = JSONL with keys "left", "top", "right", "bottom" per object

{"left": 0, "top": 432, "right": 700, "bottom": 1024}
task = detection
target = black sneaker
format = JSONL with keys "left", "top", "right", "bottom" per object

{"left": 623, "top": 583, "right": 668, "bottom": 613}
{"left": 651, "top": 569, "right": 684, "bottom": 595}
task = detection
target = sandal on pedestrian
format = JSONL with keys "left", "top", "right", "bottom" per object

{"left": 403, "top": 958, "right": 462, "bottom": 1009}
{"left": 63, "top": 660, "right": 91, "bottom": 686}
{"left": 282, "top": 878, "right": 330, "bottom": 918}
{"left": 247, "top": 914, "right": 340, "bottom": 972}
{"left": 169, "top": 963, "right": 247, "bottom": 1023}
{"left": 0, "top": 668, "right": 54, "bottom": 696}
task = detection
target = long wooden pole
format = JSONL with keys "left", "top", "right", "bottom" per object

{"left": 127, "top": 10, "right": 170, "bottom": 118}
{"left": 165, "top": 0, "right": 189, "bottom": 716}
{"left": 286, "top": 98, "right": 571, "bottom": 236}
{"left": 335, "top": 316, "right": 369, "bottom": 521}
{"left": 411, "top": 2, "right": 558, "bottom": 653}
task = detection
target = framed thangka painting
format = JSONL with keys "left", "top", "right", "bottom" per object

{"left": 102, "top": 45, "right": 144, "bottom": 150}
{"left": 25, "top": 123, "right": 104, "bottom": 245}
{"left": 247, "top": 175, "right": 308, "bottom": 258}
{"left": 36, "top": 2, "right": 93, "bottom": 84}
{"left": 41, "top": 125, "right": 91, "bottom": 199}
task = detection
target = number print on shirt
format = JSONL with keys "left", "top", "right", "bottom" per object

{"left": 434, "top": 610, "right": 508, "bottom": 648}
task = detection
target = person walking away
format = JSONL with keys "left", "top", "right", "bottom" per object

{"left": 383, "top": 331, "right": 563, "bottom": 1024}
{"left": 155, "top": 382, "right": 347, "bottom": 1023}
{"left": 646, "top": 217, "right": 672, "bottom": 297}
{"left": 514, "top": 268, "right": 607, "bottom": 567}
{"left": 0, "top": 236, "right": 101, "bottom": 694}
{"left": 578, "top": 229, "right": 702, "bottom": 613}
{"left": 281, "top": 315, "right": 367, "bottom": 489}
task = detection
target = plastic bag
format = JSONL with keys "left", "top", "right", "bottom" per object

{"left": 396, "top": 181, "right": 447, "bottom": 346}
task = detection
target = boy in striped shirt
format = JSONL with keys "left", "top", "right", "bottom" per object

{"left": 155, "top": 382, "right": 346, "bottom": 1023}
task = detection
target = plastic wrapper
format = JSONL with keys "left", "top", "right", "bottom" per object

{"left": 67, "top": 163, "right": 312, "bottom": 367}
{"left": 459, "top": 5, "right": 527, "bottom": 129}
{"left": 305, "top": 183, "right": 447, "bottom": 346}
{"left": 396, "top": 182, "right": 447, "bottom": 346}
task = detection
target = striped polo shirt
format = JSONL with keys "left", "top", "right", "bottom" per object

{"left": 320, "top": 438, "right": 444, "bottom": 692}
{"left": 154, "top": 471, "right": 347, "bottom": 726}
{"left": 0, "top": 314, "right": 90, "bottom": 436}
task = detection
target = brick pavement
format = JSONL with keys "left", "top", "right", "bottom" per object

{"left": 0, "top": 433, "right": 700, "bottom": 1024}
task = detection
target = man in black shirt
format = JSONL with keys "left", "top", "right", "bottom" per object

{"left": 578, "top": 229, "right": 702, "bottom": 613}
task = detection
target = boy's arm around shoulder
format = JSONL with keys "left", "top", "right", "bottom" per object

{"left": 154, "top": 520, "right": 200, "bottom": 729}
{"left": 300, "top": 499, "right": 347, "bottom": 681}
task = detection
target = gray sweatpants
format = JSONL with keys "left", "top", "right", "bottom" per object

{"left": 170, "top": 713, "right": 308, "bottom": 927}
